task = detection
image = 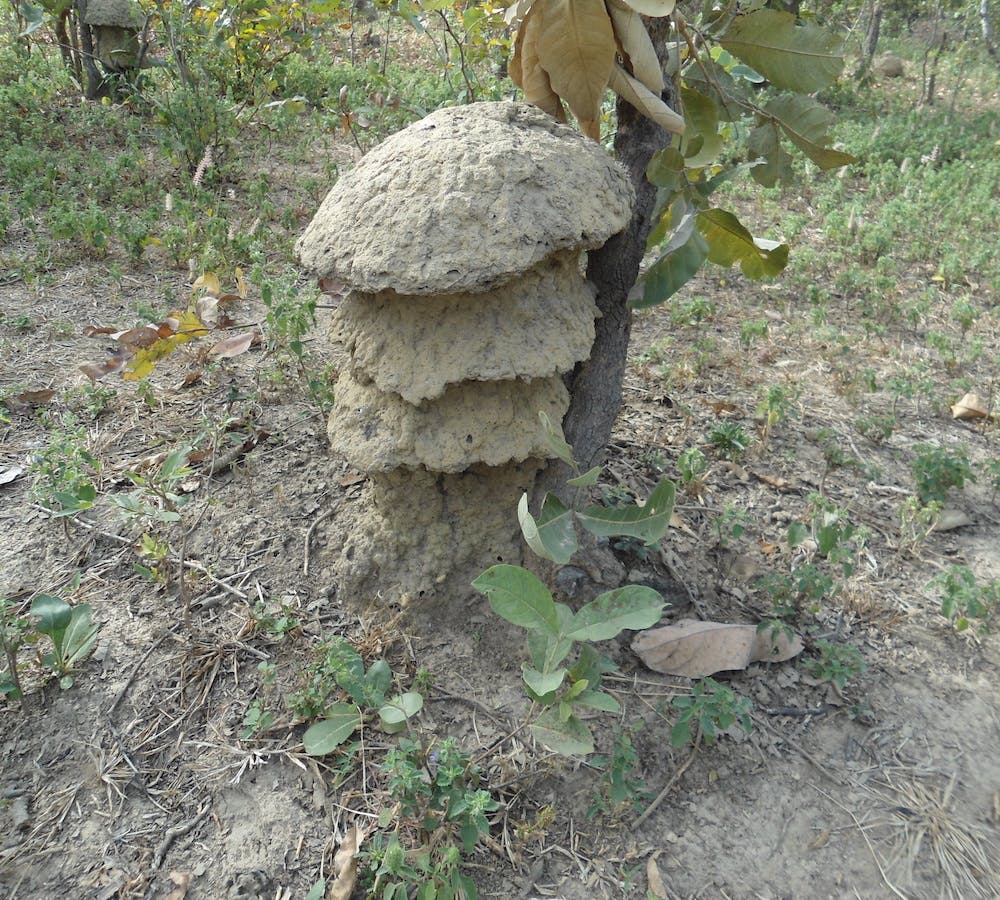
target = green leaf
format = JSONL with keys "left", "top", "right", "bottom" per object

{"left": 682, "top": 56, "right": 747, "bottom": 122}
{"left": 637, "top": 227, "right": 709, "bottom": 308}
{"left": 529, "top": 708, "right": 595, "bottom": 755}
{"left": 522, "top": 664, "right": 567, "bottom": 697}
{"left": 518, "top": 493, "right": 577, "bottom": 565}
{"left": 30, "top": 594, "right": 71, "bottom": 639}
{"left": 567, "top": 643, "right": 617, "bottom": 686}
{"left": 748, "top": 120, "right": 794, "bottom": 188}
{"left": 645, "top": 146, "right": 686, "bottom": 190}
{"left": 720, "top": 10, "right": 845, "bottom": 93}
{"left": 304, "top": 879, "right": 326, "bottom": 900}
{"left": 578, "top": 477, "right": 676, "bottom": 543}
{"left": 472, "top": 565, "right": 559, "bottom": 636}
{"left": 302, "top": 703, "right": 362, "bottom": 755}
{"left": 528, "top": 623, "right": 574, "bottom": 675}
{"left": 61, "top": 604, "right": 98, "bottom": 667}
{"left": 764, "top": 95, "right": 858, "bottom": 170}
{"left": 566, "top": 466, "right": 601, "bottom": 488}
{"left": 538, "top": 411, "right": 575, "bottom": 469}
{"left": 363, "top": 659, "right": 392, "bottom": 706}
{"left": 566, "top": 586, "right": 664, "bottom": 641}
{"left": 574, "top": 689, "right": 621, "bottom": 713}
{"left": 697, "top": 208, "right": 789, "bottom": 280}
{"left": 680, "top": 88, "right": 722, "bottom": 166}
{"left": 379, "top": 692, "right": 424, "bottom": 733}
{"left": 786, "top": 521, "right": 809, "bottom": 547}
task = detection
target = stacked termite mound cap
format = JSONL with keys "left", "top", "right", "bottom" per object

{"left": 296, "top": 101, "right": 633, "bottom": 606}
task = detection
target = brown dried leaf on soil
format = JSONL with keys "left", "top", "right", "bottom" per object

{"left": 632, "top": 618, "right": 803, "bottom": 677}
{"left": 328, "top": 825, "right": 365, "bottom": 900}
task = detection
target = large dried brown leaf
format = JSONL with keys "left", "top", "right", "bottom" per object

{"left": 328, "top": 825, "right": 364, "bottom": 900}
{"left": 607, "top": 0, "right": 664, "bottom": 93}
{"left": 536, "top": 0, "right": 616, "bottom": 127}
{"left": 514, "top": 3, "right": 567, "bottom": 122}
{"left": 631, "top": 619, "right": 802, "bottom": 677}
{"left": 209, "top": 331, "right": 255, "bottom": 359}
{"left": 618, "top": 0, "right": 676, "bottom": 14}
{"left": 608, "top": 63, "right": 686, "bottom": 134}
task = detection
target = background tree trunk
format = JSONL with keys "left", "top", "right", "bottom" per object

{"left": 856, "top": 1, "right": 883, "bottom": 79}
{"left": 982, "top": 0, "right": 997, "bottom": 58}
{"left": 533, "top": 18, "right": 675, "bottom": 501}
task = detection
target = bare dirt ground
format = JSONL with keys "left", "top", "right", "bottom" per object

{"left": 2, "top": 131, "right": 1000, "bottom": 900}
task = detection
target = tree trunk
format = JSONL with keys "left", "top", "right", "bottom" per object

{"left": 983, "top": 0, "right": 997, "bottom": 58}
{"left": 534, "top": 18, "right": 675, "bottom": 501}
{"left": 855, "top": 1, "right": 883, "bottom": 80}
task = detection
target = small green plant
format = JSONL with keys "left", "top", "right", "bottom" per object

{"left": 30, "top": 594, "right": 99, "bottom": 689}
{"left": 242, "top": 662, "right": 278, "bottom": 739}
{"left": 30, "top": 418, "right": 100, "bottom": 517}
{"left": 363, "top": 737, "right": 497, "bottom": 899}
{"left": 1, "top": 599, "right": 34, "bottom": 701}
{"left": 756, "top": 384, "right": 798, "bottom": 447}
{"left": 708, "top": 421, "right": 752, "bottom": 460}
{"left": 248, "top": 598, "right": 301, "bottom": 640}
{"left": 293, "top": 636, "right": 424, "bottom": 755}
{"left": 711, "top": 504, "right": 749, "bottom": 548}
{"left": 854, "top": 413, "right": 896, "bottom": 444}
{"left": 932, "top": 566, "right": 1000, "bottom": 634}
{"left": 111, "top": 446, "right": 194, "bottom": 525}
{"left": 589, "top": 723, "right": 651, "bottom": 817}
{"left": 676, "top": 447, "right": 709, "bottom": 495}
{"left": 473, "top": 566, "right": 662, "bottom": 755}
{"left": 898, "top": 497, "right": 942, "bottom": 555}
{"left": 984, "top": 458, "right": 1000, "bottom": 499}
{"left": 739, "top": 318, "right": 768, "bottom": 349}
{"left": 670, "top": 678, "right": 752, "bottom": 748}
{"left": 803, "top": 640, "right": 865, "bottom": 689}
{"left": 911, "top": 444, "right": 974, "bottom": 503}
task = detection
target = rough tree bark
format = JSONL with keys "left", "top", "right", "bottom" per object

{"left": 855, "top": 1, "right": 883, "bottom": 80}
{"left": 534, "top": 18, "right": 675, "bottom": 499}
{"left": 982, "top": 0, "right": 997, "bottom": 58}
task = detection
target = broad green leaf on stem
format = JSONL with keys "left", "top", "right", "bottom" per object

{"left": 302, "top": 703, "right": 362, "bottom": 756}
{"left": 567, "top": 586, "right": 664, "bottom": 641}
{"left": 538, "top": 411, "right": 575, "bottom": 468}
{"left": 645, "top": 146, "right": 686, "bottom": 191}
{"left": 575, "top": 689, "right": 621, "bottom": 712}
{"left": 518, "top": 492, "right": 577, "bottom": 564}
{"left": 62, "top": 605, "right": 99, "bottom": 667}
{"left": 522, "top": 664, "right": 567, "bottom": 698}
{"left": 638, "top": 223, "right": 708, "bottom": 307}
{"left": 568, "top": 643, "right": 617, "bottom": 686}
{"left": 764, "top": 95, "right": 858, "bottom": 170}
{"left": 578, "top": 477, "right": 677, "bottom": 543}
{"left": 721, "top": 10, "right": 845, "bottom": 93}
{"left": 567, "top": 466, "right": 601, "bottom": 488}
{"left": 748, "top": 120, "right": 794, "bottom": 187}
{"left": 682, "top": 57, "right": 747, "bottom": 122}
{"left": 530, "top": 707, "right": 595, "bottom": 755}
{"left": 473, "top": 565, "right": 559, "bottom": 635}
{"left": 363, "top": 659, "right": 392, "bottom": 706}
{"left": 528, "top": 614, "right": 575, "bottom": 673}
{"left": 697, "top": 208, "right": 789, "bottom": 280}
{"left": 378, "top": 692, "right": 424, "bottom": 733}
{"left": 680, "top": 88, "right": 722, "bottom": 167}
{"left": 30, "top": 594, "right": 71, "bottom": 638}
{"left": 536, "top": 0, "right": 617, "bottom": 129}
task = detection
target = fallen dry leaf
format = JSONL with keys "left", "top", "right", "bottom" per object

{"left": 753, "top": 471, "right": 791, "bottom": 490}
{"left": 209, "top": 331, "right": 255, "bottom": 359}
{"left": 328, "top": 825, "right": 364, "bottom": 900}
{"left": 632, "top": 619, "right": 803, "bottom": 677}
{"left": 0, "top": 465, "right": 25, "bottom": 486}
{"left": 951, "top": 392, "right": 989, "bottom": 420}
{"left": 165, "top": 871, "right": 190, "bottom": 900}
{"left": 646, "top": 853, "right": 668, "bottom": 899}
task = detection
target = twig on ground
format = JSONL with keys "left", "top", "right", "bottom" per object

{"left": 753, "top": 712, "right": 846, "bottom": 785}
{"left": 303, "top": 508, "right": 335, "bottom": 576}
{"left": 103, "top": 628, "right": 177, "bottom": 719}
{"left": 632, "top": 731, "right": 702, "bottom": 831}
{"left": 152, "top": 800, "right": 212, "bottom": 869}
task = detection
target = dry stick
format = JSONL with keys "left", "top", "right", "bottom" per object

{"left": 303, "top": 509, "right": 335, "bottom": 576}
{"left": 631, "top": 731, "right": 702, "bottom": 831}
{"left": 152, "top": 800, "right": 212, "bottom": 869}
{"left": 103, "top": 628, "right": 176, "bottom": 718}
{"left": 810, "top": 783, "right": 910, "bottom": 900}
{"left": 752, "top": 712, "right": 846, "bottom": 785}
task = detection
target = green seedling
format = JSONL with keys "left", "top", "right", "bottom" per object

{"left": 474, "top": 565, "right": 662, "bottom": 755}
{"left": 932, "top": 566, "right": 1000, "bottom": 634}
{"left": 912, "top": 444, "right": 974, "bottom": 504}
{"left": 294, "top": 636, "right": 423, "bottom": 756}
{"left": 589, "top": 723, "right": 651, "bottom": 817}
{"left": 112, "top": 447, "right": 193, "bottom": 524}
{"left": 709, "top": 421, "right": 752, "bottom": 460}
{"left": 676, "top": 447, "right": 709, "bottom": 495}
{"left": 30, "top": 594, "right": 99, "bottom": 689}
{"left": 30, "top": 419, "right": 100, "bottom": 517}
{"left": 671, "top": 677, "right": 752, "bottom": 748}
{"left": 803, "top": 640, "right": 865, "bottom": 689}
{"left": 364, "top": 739, "right": 497, "bottom": 898}
{"left": 1, "top": 599, "right": 34, "bottom": 701}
